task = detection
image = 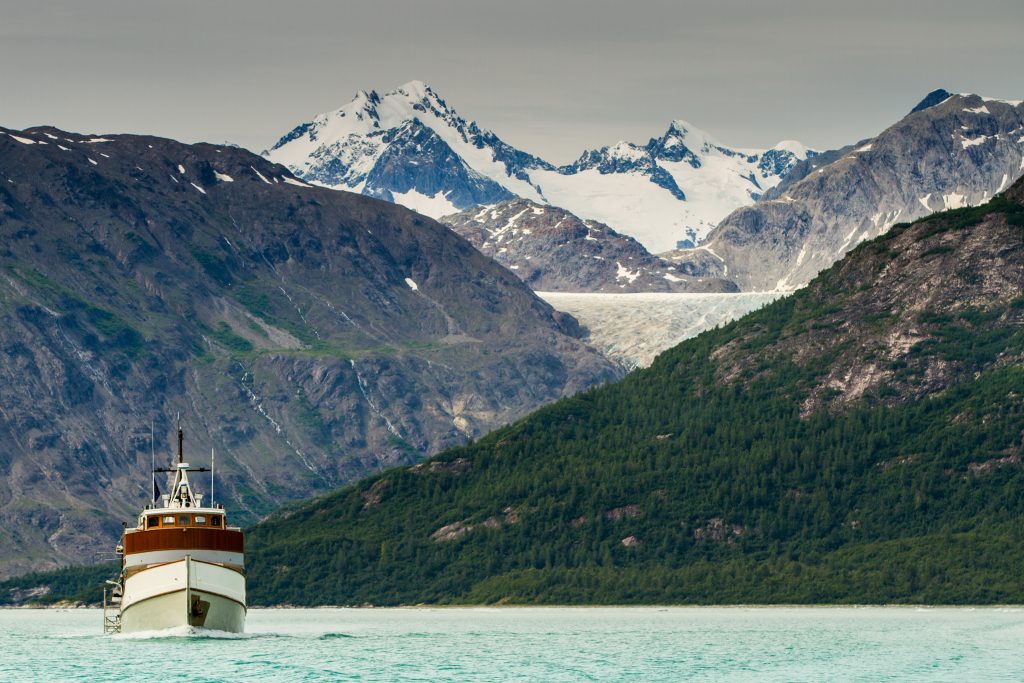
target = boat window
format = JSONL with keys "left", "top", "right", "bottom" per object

{"left": 163, "top": 516, "right": 175, "bottom": 525}
{"left": 194, "top": 515, "right": 207, "bottom": 524}
{"left": 147, "top": 516, "right": 160, "bottom": 529}
{"left": 178, "top": 515, "right": 191, "bottom": 525}
{"left": 210, "top": 516, "right": 222, "bottom": 527}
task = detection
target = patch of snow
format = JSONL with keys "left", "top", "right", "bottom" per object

{"left": 83, "top": 138, "right": 112, "bottom": 143}
{"left": 837, "top": 226, "right": 859, "bottom": 254}
{"left": 99, "top": 153, "right": 109, "bottom": 158}
{"left": 772, "top": 140, "right": 809, "bottom": 156}
{"left": 855, "top": 143, "right": 873, "bottom": 152}
{"left": 918, "top": 194, "right": 932, "bottom": 211}
{"left": 215, "top": 171, "right": 234, "bottom": 183}
{"left": 88, "top": 158, "right": 98, "bottom": 166}
{"left": 390, "top": 188, "right": 458, "bottom": 217}
{"left": 283, "top": 177, "right": 313, "bottom": 188}
{"left": 7, "top": 134, "right": 36, "bottom": 145}
{"left": 250, "top": 166, "right": 272, "bottom": 184}
{"left": 177, "top": 164, "right": 186, "bottom": 174}
{"left": 190, "top": 182, "right": 207, "bottom": 195}
{"left": 980, "top": 96, "right": 1024, "bottom": 106}
{"left": 57, "top": 145, "right": 70, "bottom": 151}
{"left": 43, "top": 133, "right": 58, "bottom": 140}
{"left": 943, "top": 192, "right": 967, "bottom": 210}
{"left": 963, "top": 106, "right": 990, "bottom": 115}
{"left": 663, "top": 272, "right": 683, "bottom": 282}
{"left": 404, "top": 277, "right": 419, "bottom": 291}
{"left": 615, "top": 261, "right": 640, "bottom": 283}
{"left": 531, "top": 206, "right": 545, "bottom": 215}
{"left": 997, "top": 173, "right": 1009, "bottom": 192}
{"left": 169, "top": 175, "right": 179, "bottom": 184}
{"left": 960, "top": 135, "right": 989, "bottom": 149}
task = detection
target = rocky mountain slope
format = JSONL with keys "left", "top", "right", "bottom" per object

{"left": 265, "top": 81, "right": 812, "bottom": 252}
{"left": 672, "top": 90, "right": 1024, "bottom": 290}
{"left": 243, "top": 178, "right": 1024, "bottom": 606}
{"left": 441, "top": 200, "right": 736, "bottom": 293}
{"left": 0, "top": 125, "right": 618, "bottom": 577}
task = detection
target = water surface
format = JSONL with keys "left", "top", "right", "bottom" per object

{"left": 2, "top": 607, "right": 1022, "bottom": 681}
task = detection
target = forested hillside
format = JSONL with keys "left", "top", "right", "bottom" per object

{"left": 243, "top": 178, "right": 1024, "bottom": 605}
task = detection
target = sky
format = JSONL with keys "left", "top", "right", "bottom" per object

{"left": 1, "top": 0, "right": 1022, "bottom": 164}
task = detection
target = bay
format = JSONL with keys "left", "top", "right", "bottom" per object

{"left": 3, "top": 607, "right": 1023, "bottom": 682}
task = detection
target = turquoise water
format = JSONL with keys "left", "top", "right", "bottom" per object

{"left": 3, "top": 607, "right": 1024, "bottom": 681}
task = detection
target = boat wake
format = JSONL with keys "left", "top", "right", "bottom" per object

{"left": 113, "top": 625, "right": 259, "bottom": 640}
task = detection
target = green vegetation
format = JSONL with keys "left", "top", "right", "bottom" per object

{"left": 6, "top": 186, "right": 1024, "bottom": 608}
{"left": 206, "top": 321, "right": 254, "bottom": 353}
{"left": 239, "top": 193, "right": 1024, "bottom": 606}
{"left": 190, "top": 246, "right": 233, "bottom": 287}
{"left": 0, "top": 563, "right": 116, "bottom": 606}
{"left": 7, "top": 266, "right": 147, "bottom": 358}
{"left": 243, "top": 348, "right": 1024, "bottom": 606}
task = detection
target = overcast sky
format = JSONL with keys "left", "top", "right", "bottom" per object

{"left": 1, "top": 0, "right": 1022, "bottom": 163}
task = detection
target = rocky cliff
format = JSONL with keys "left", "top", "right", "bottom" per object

{"left": 675, "top": 91, "right": 1024, "bottom": 290}
{"left": 441, "top": 200, "right": 737, "bottom": 293}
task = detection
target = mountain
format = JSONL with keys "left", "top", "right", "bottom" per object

{"left": 674, "top": 91, "right": 1024, "bottom": 291}
{"left": 0, "top": 125, "right": 618, "bottom": 577}
{"left": 265, "top": 81, "right": 812, "bottom": 253}
{"left": 441, "top": 199, "right": 737, "bottom": 293}
{"left": 242, "top": 178, "right": 1024, "bottom": 606}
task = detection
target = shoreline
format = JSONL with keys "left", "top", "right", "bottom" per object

{"left": 6, "top": 603, "right": 1023, "bottom": 610}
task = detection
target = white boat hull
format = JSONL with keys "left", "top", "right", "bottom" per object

{"left": 121, "top": 556, "right": 246, "bottom": 633}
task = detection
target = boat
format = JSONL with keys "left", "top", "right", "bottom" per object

{"left": 103, "top": 426, "right": 245, "bottom": 634}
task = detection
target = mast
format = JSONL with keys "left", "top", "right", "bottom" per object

{"left": 211, "top": 447, "right": 215, "bottom": 508}
{"left": 150, "top": 421, "right": 155, "bottom": 506}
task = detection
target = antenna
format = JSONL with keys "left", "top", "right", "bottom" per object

{"left": 177, "top": 422, "right": 184, "bottom": 464}
{"left": 150, "top": 420, "right": 155, "bottom": 505}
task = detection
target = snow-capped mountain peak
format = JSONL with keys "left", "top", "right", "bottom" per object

{"left": 266, "top": 82, "right": 547, "bottom": 215}
{"left": 266, "top": 82, "right": 814, "bottom": 252}
{"left": 662, "top": 119, "right": 724, "bottom": 153}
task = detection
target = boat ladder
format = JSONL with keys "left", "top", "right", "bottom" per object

{"left": 102, "top": 581, "right": 123, "bottom": 634}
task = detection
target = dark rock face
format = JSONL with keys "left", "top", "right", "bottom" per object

{"left": 0, "top": 125, "right": 620, "bottom": 577}
{"left": 442, "top": 200, "right": 737, "bottom": 293}
{"left": 362, "top": 120, "right": 515, "bottom": 207}
{"left": 681, "top": 93, "right": 1024, "bottom": 291}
